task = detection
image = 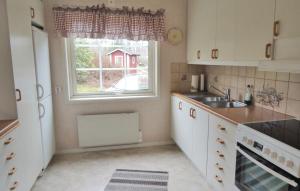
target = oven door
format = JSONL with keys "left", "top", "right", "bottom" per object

{"left": 235, "top": 143, "right": 300, "bottom": 191}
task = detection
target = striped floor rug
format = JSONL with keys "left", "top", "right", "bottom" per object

{"left": 104, "top": 169, "right": 169, "bottom": 191}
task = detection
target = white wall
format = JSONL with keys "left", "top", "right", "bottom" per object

{"left": 44, "top": 0, "right": 187, "bottom": 151}
{"left": 0, "top": 0, "right": 17, "bottom": 120}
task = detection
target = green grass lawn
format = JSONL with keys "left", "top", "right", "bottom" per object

{"left": 77, "top": 84, "right": 100, "bottom": 93}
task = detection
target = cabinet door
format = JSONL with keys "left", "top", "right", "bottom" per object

{"left": 215, "top": 0, "right": 236, "bottom": 61}
{"left": 6, "top": 0, "right": 44, "bottom": 190}
{"left": 171, "top": 97, "right": 184, "bottom": 150}
{"left": 235, "top": 0, "right": 275, "bottom": 61}
{"left": 190, "top": 107, "right": 209, "bottom": 176}
{"left": 274, "top": 0, "right": 300, "bottom": 60}
{"left": 187, "top": 0, "right": 216, "bottom": 63}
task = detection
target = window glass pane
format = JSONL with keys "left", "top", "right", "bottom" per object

{"left": 71, "top": 38, "right": 153, "bottom": 96}
{"left": 76, "top": 70, "right": 100, "bottom": 93}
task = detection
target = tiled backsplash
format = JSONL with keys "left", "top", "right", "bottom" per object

{"left": 170, "top": 63, "right": 300, "bottom": 119}
{"left": 171, "top": 63, "right": 205, "bottom": 92}
{"left": 205, "top": 66, "right": 300, "bottom": 118}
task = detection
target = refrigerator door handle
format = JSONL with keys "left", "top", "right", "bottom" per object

{"left": 37, "top": 84, "right": 44, "bottom": 100}
{"left": 38, "top": 103, "right": 46, "bottom": 119}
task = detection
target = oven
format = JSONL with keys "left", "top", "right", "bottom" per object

{"left": 235, "top": 143, "right": 300, "bottom": 191}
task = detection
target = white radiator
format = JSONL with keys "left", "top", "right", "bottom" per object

{"left": 77, "top": 112, "right": 140, "bottom": 148}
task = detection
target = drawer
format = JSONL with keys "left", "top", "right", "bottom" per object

{"left": 208, "top": 130, "right": 237, "bottom": 159}
{"left": 207, "top": 159, "right": 235, "bottom": 191}
{"left": 0, "top": 127, "right": 19, "bottom": 156}
{"left": 209, "top": 114, "right": 237, "bottom": 141}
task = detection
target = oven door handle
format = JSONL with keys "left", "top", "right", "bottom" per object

{"left": 237, "top": 146, "right": 298, "bottom": 187}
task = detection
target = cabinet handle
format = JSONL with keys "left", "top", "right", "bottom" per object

{"left": 178, "top": 102, "right": 182, "bottom": 110}
{"left": 217, "top": 124, "right": 226, "bottom": 131}
{"left": 211, "top": 49, "right": 215, "bottom": 59}
{"left": 4, "top": 137, "right": 14, "bottom": 145}
{"left": 197, "top": 50, "right": 201, "bottom": 59}
{"left": 6, "top": 152, "right": 15, "bottom": 161}
{"left": 216, "top": 150, "right": 224, "bottom": 158}
{"left": 8, "top": 167, "right": 17, "bottom": 176}
{"left": 9, "top": 181, "right": 18, "bottom": 191}
{"left": 190, "top": 108, "right": 196, "bottom": 119}
{"left": 214, "top": 49, "right": 219, "bottom": 59}
{"left": 265, "top": 43, "right": 272, "bottom": 59}
{"left": 215, "top": 163, "right": 224, "bottom": 171}
{"left": 216, "top": 138, "right": 225, "bottom": 145}
{"left": 273, "top": 20, "right": 280, "bottom": 37}
{"left": 215, "top": 175, "right": 223, "bottom": 183}
{"left": 16, "top": 89, "right": 22, "bottom": 102}
{"left": 30, "top": 7, "right": 35, "bottom": 18}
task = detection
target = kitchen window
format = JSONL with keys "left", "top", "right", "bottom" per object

{"left": 66, "top": 38, "right": 159, "bottom": 100}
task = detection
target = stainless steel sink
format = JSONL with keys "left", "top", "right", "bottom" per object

{"left": 202, "top": 100, "right": 247, "bottom": 108}
{"left": 185, "top": 94, "right": 247, "bottom": 108}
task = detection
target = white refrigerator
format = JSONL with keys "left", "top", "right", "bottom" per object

{"left": 32, "top": 26, "right": 56, "bottom": 168}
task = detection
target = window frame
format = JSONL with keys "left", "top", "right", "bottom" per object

{"left": 65, "top": 38, "right": 159, "bottom": 101}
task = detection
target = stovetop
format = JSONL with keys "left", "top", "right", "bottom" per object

{"left": 244, "top": 119, "right": 300, "bottom": 150}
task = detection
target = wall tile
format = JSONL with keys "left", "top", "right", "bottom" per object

{"left": 255, "top": 68, "right": 265, "bottom": 79}
{"left": 286, "top": 100, "right": 300, "bottom": 119}
{"left": 265, "top": 72, "right": 276, "bottom": 80}
{"left": 225, "top": 66, "right": 232, "bottom": 75}
{"left": 264, "top": 80, "right": 276, "bottom": 89}
{"left": 289, "top": 73, "right": 300, "bottom": 83}
{"left": 246, "top": 78, "right": 255, "bottom": 87}
{"left": 288, "top": 82, "right": 300, "bottom": 100}
{"left": 238, "top": 77, "right": 246, "bottom": 89}
{"left": 171, "top": 73, "right": 180, "bottom": 82}
{"left": 232, "top": 66, "right": 239, "bottom": 76}
{"left": 276, "top": 72, "right": 290, "bottom": 82}
{"left": 238, "top": 66, "right": 246, "bottom": 77}
{"left": 179, "top": 63, "right": 188, "bottom": 73}
{"left": 246, "top": 67, "right": 256, "bottom": 77}
{"left": 231, "top": 76, "right": 238, "bottom": 88}
{"left": 171, "top": 63, "right": 180, "bottom": 73}
{"left": 254, "top": 78, "right": 265, "bottom": 91}
{"left": 275, "top": 81, "right": 289, "bottom": 98}
{"left": 274, "top": 100, "right": 287, "bottom": 114}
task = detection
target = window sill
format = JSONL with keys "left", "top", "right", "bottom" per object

{"left": 67, "top": 93, "right": 159, "bottom": 104}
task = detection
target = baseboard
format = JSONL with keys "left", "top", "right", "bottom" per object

{"left": 56, "top": 140, "right": 175, "bottom": 155}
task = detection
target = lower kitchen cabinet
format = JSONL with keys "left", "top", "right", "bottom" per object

{"left": 171, "top": 95, "right": 238, "bottom": 190}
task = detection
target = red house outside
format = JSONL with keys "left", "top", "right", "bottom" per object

{"left": 106, "top": 49, "right": 140, "bottom": 74}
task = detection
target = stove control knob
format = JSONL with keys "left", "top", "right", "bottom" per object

{"left": 286, "top": 160, "right": 294, "bottom": 168}
{"left": 271, "top": 152, "right": 278, "bottom": 159}
{"left": 242, "top": 136, "right": 248, "bottom": 143}
{"left": 264, "top": 148, "right": 271, "bottom": 155}
{"left": 247, "top": 139, "right": 253, "bottom": 145}
{"left": 278, "top": 156, "right": 285, "bottom": 164}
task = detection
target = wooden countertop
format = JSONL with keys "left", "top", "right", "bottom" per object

{"left": 172, "top": 93, "right": 294, "bottom": 125}
{"left": 0, "top": 119, "right": 19, "bottom": 138}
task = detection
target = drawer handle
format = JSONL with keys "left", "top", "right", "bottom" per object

{"left": 190, "top": 108, "right": 196, "bottom": 119}
{"left": 8, "top": 167, "right": 17, "bottom": 176}
{"left": 215, "top": 175, "right": 223, "bottom": 183}
{"left": 10, "top": 181, "right": 18, "bottom": 191}
{"left": 217, "top": 124, "right": 226, "bottom": 131}
{"left": 178, "top": 101, "right": 182, "bottom": 110}
{"left": 215, "top": 163, "right": 224, "bottom": 171}
{"left": 4, "top": 137, "right": 14, "bottom": 145}
{"left": 265, "top": 43, "right": 272, "bottom": 59}
{"left": 217, "top": 138, "right": 225, "bottom": 145}
{"left": 197, "top": 50, "right": 201, "bottom": 59}
{"left": 273, "top": 20, "right": 280, "bottom": 37}
{"left": 6, "top": 152, "right": 15, "bottom": 161}
{"left": 216, "top": 150, "right": 224, "bottom": 158}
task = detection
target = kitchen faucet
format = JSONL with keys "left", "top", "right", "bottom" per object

{"left": 209, "top": 84, "right": 231, "bottom": 101}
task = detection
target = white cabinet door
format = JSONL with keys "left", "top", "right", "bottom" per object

{"left": 215, "top": 0, "right": 236, "bottom": 61}
{"left": 190, "top": 106, "right": 209, "bottom": 176}
{"left": 274, "top": 0, "right": 300, "bottom": 60}
{"left": 171, "top": 96, "right": 183, "bottom": 149}
{"left": 32, "top": 28, "right": 52, "bottom": 100}
{"left": 187, "top": 0, "right": 217, "bottom": 64}
{"left": 6, "top": 0, "right": 44, "bottom": 190}
{"left": 235, "top": 0, "right": 275, "bottom": 61}
{"left": 39, "top": 96, "right": 55, "bottom": 168}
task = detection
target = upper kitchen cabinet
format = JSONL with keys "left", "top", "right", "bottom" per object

{"left": 29, "top": 0, "right": 45, "bottom": 27}
{"left": 273, "top": 0, "right": 300, "bottom": 60}
{"left": 187, "top": 0, "right": 216, "bottom": 64}
{"left": 235, "top": 0, "right": 275, "bottom": 61}
{"left": 215, "top": 0, "right": 236, "bottom": 61}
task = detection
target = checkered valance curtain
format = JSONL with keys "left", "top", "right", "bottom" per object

{"left": 52, "top": 5, "right": 166, "bottom": 41}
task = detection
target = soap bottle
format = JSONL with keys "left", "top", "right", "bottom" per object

{"left": 244, "top": 85, "right": 252, "bottom": 105}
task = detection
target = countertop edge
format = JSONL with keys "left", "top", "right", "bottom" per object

{"left": 0, "top": 120, "right": 19, "bottom": 138}
{"left": 172, "top": 92, "right": 294, "bottom": 125}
